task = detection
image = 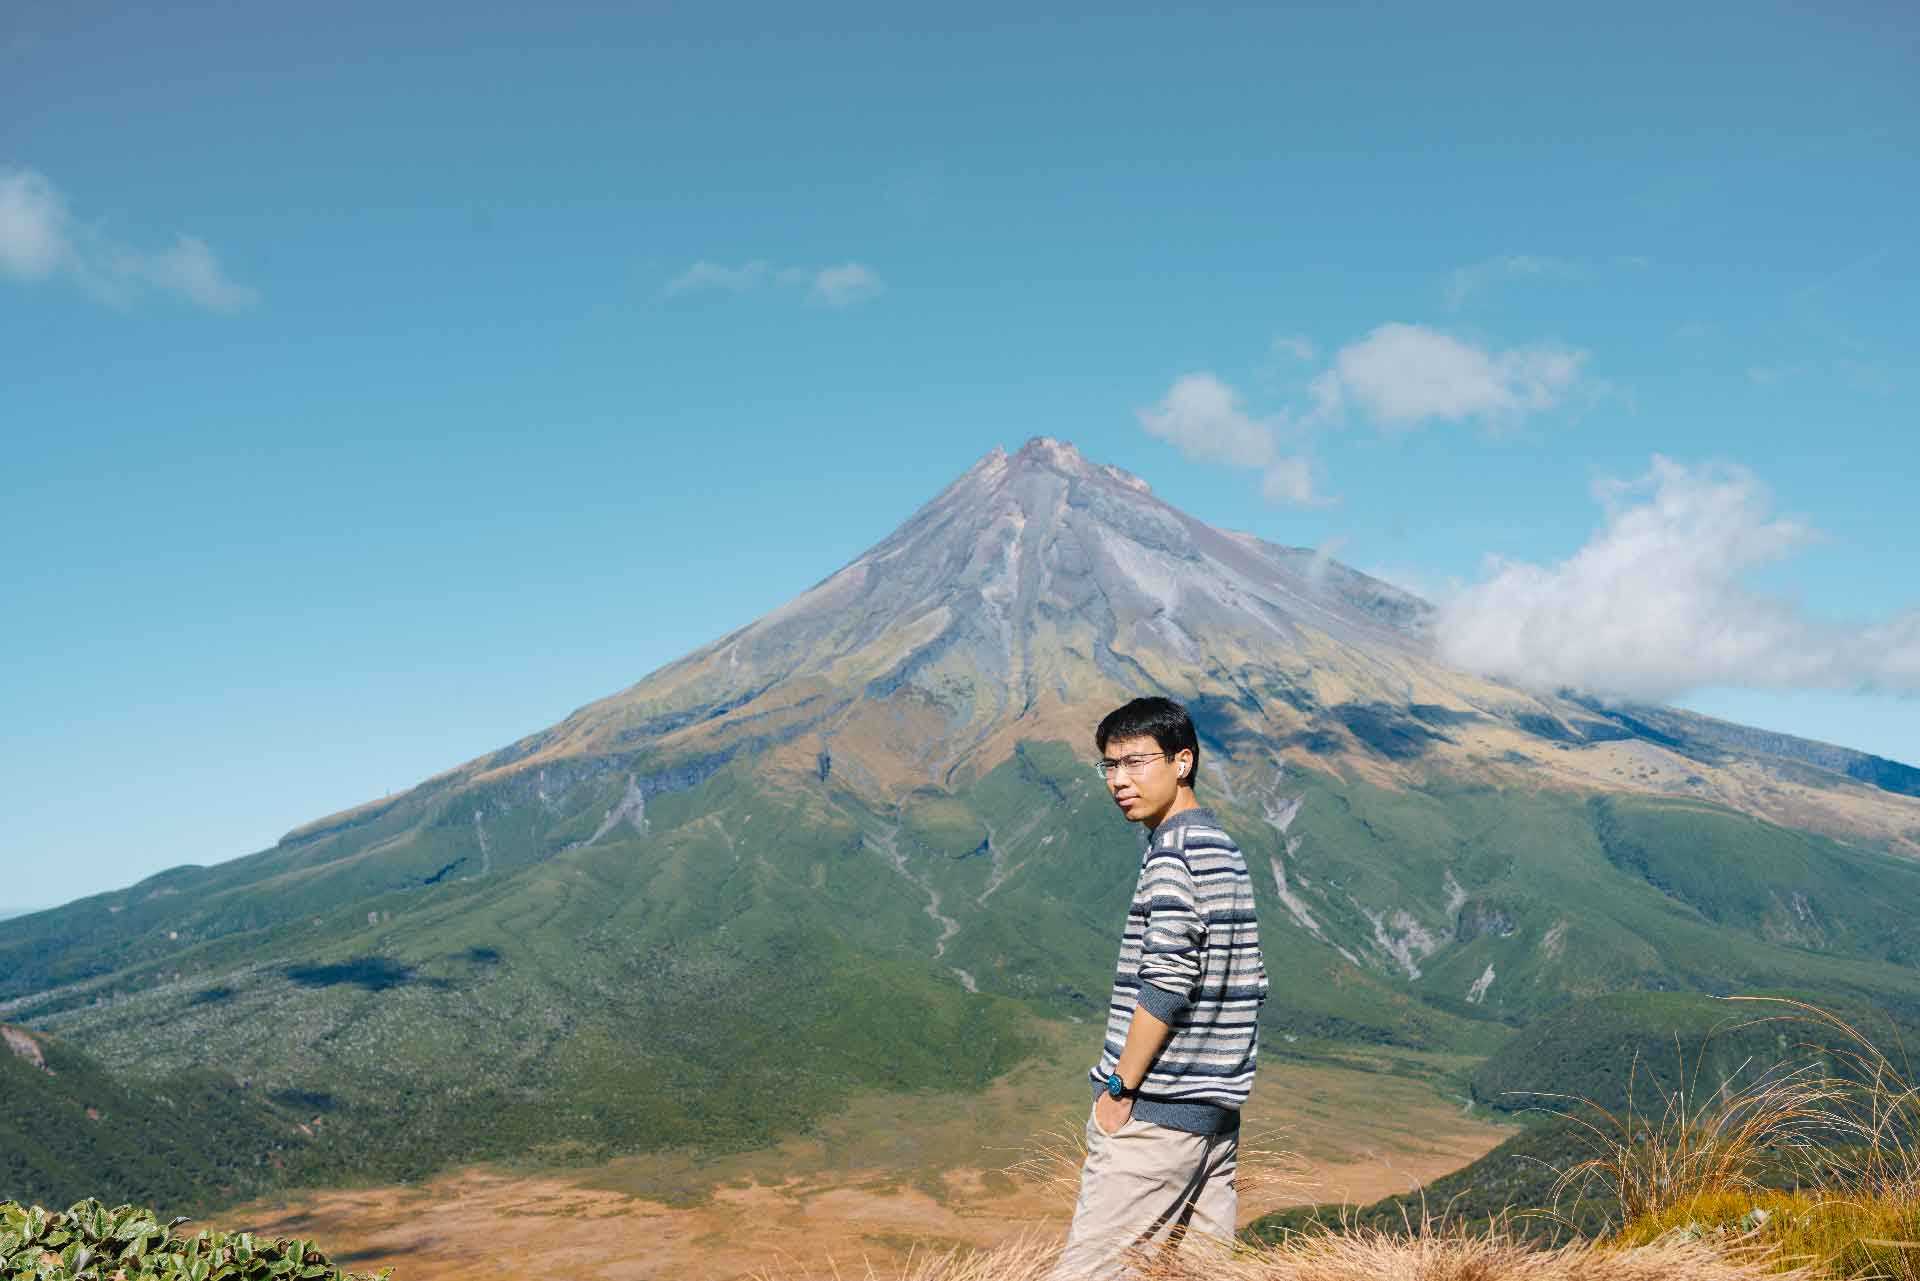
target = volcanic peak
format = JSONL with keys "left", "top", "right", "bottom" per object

{"left": 1005, "top": 435, "right": 1152, "bottom": 494}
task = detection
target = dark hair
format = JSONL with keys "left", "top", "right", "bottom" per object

{"left": 1095, "top": 696, "right": 1201, "bottom": 792}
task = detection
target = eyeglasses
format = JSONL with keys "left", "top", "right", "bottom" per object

{"left": 1094, "top": 752, "right": 1172, "bottom": 779}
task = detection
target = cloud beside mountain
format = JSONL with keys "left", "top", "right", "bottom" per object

{"left": 1136, "top": 322, "right": 1588, "bottom": 507}
{"left": 1135, "top": 324, "right": 1917, "bottom": 706}
{"left": 0, "top": 168, "right": 258, "bottom": 311}
{"left": 1435, "top": 455, "right": 1920, "bottom": 701}
{"left": 1136, "top": 371, "right": 1324, "bottom": 507}
{"left": 1308, "top": 323, "right": 1585, "bottom": 429}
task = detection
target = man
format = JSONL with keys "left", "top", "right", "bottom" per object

{"left": 1051, "top": 696, "right": 1269, "bottom": 1280}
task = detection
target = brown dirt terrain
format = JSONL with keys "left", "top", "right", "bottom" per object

{"left": 220, "top": 1025, "right": 1511, "bottom": 1280}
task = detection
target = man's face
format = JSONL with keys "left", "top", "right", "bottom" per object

{"left": 1101, "top": 734, "right": 1187, "bottom": 823}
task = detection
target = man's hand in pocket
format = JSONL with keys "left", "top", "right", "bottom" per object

{"left": 1094, "top": 1090, "right": 1133, "bottom": 1136}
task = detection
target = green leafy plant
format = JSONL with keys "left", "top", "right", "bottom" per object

{"left": 0, "top": 1198, "right": 389, "bottom": 1281}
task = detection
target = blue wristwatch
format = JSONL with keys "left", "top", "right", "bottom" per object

{"left": 1105, "top": 1072, "right": 1130, "bottom": 1100}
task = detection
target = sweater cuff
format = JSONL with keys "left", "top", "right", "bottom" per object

{"left": 1136, "top": 980, "right": 1191, "bottom": 1023}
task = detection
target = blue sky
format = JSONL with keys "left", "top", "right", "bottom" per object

{"left": 3, "top": 1, "right": 1915, "bottom": 909}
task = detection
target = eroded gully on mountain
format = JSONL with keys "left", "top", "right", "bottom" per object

{"left": 864, "top": 825, "right": 977, "bottom": 993}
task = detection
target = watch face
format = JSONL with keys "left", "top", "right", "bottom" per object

{"left": 1106, "top": 1073, "right": 1124, "bottom": 1098}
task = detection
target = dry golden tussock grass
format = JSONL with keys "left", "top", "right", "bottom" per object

{"left": 756, "top": 1219, "right": 1805, "bottom": 1281}
{"left": 1143, "top": 1223, "right": 1808, "bottom": 1281}
{"left": 1540, "top": 997, "right": 1920, "bottom": 1277}
{"left": 1539, "top": 1029, "right": 1853, "bottom": 1228}
{"left": 1747, "top": 997, "right": 1920, "bottom": 1202}
{"left": 759, "top": 1115, "right": 1800, "bottom": 1281}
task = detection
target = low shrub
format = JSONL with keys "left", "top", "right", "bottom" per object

{"left": 0, "top": 1199, "right": 388, "bottom": 1281}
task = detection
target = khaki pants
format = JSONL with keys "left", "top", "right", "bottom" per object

{"left": 1050, "top": 1105, "right": 1240, "bottom": 1280}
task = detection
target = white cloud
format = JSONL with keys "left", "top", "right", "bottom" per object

{"left": 120, "top": 235, "right": 258, "bottom": 311}
{"left": 1863, "top": 613, "right": 1920, "bottom": 687}
{"left": 1304, "top": 537, "right": 1349, "bottom": 591}
{"left": 810, "top": 261, "right": 884, "bottom": 307}
{"left": 1446, "top": 253, "right": 1585, "bottom": 308}
{"left": 1434, "top": 456, "right": 1920, "bottom": 701}
{"left": 1258, "top": 456, "right": 1320, "bottom": 505}
{"left": 1138, "top": 323, "right": 1584, "bottom": 506}
{"left": 0, "top": 167, "right": 257, "bottom": 311}
{"left": 662, "top": 259, "right": 770, "bottom": 296}
{"left": 0, "top": 169, "right": 68, "bottom": 278}
{"left": 1137, "top": 373, "right": 1279, "bottom": 468}
{"left": 1135, "top": 373, "right": 1328, "bottom": 507}
{"left": 1317, "top": 323, "right": 1585, "bottom": 428}
{"left": 661, "top": 258, "right": 884, "bottom": 306}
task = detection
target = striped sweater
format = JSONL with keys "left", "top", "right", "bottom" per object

{"left": 1089, "top": 805, "right": 1268, "bottom": 1134}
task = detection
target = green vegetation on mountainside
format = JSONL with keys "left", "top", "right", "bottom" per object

{"left": 938, "top": 744, "right": 1505, "bottom": 1055}
{"left": 1469, "top": 991, "right": 1920, "bottom": 1117}
{"left": 1589, "top": 797, "right": 1920, "bottom": 964}
{"left": 1253, "top": 774, "right": 1920, "bottom": 1025}
{"left": 0, "top": 1032, "right": 298, "bottom": 1211}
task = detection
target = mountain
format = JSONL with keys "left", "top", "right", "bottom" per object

{"left": 6, "top": 437, "right": 1920, "bottom": 1211}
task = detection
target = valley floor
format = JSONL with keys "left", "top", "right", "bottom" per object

{"left": 215, "top": 1021, "right": 1513, "bottom": 1280}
